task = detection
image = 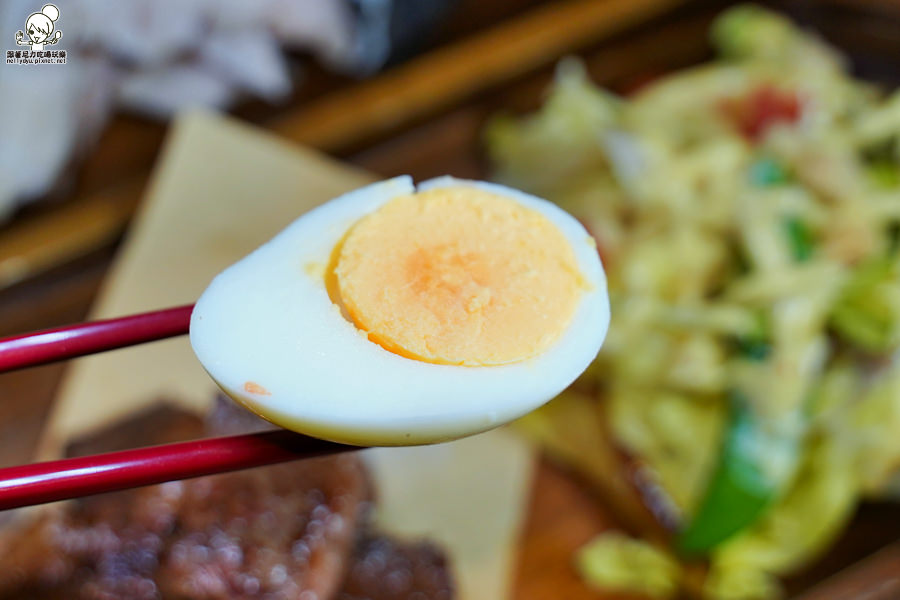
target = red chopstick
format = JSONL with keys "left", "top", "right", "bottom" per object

{"left": 0, "top": 305, "right": 364, "bottom": 511}
{"left": 0, "top": 304, "right": 194, "bottom": 373}
{"left": 0, "top": 429, "right": 355, "bottom": 511}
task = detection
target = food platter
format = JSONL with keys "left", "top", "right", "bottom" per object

{"left": 3, "top": 1, "right": 900, "bottom": 597}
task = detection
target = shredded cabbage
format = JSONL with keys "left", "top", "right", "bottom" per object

{"left": 577, "top": 532, "right": 682, "bottom": 599}
{"left": 491, "top": 4, "right": 900, "bottom": 598}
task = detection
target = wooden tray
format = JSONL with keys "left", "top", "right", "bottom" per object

{"left": 3, "top": 0, "right": 900, "bottom": 597}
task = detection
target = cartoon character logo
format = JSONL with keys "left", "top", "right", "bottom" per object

{"left": 15, "top": 4, "right": 62, "bottom": 52}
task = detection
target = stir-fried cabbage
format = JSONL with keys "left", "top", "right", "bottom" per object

{"left": 488, "top": 5, "right": 900, "bottom": 598}
{"left": 577, "top": 532, "right": 681, "bottom": 598}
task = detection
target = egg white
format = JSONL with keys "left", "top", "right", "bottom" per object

{"left": 190, "top": 176, "right": 610, "bottom": 445}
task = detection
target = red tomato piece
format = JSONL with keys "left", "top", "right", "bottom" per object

{"left": 721, "top": 85, "right": 803, "bottom": 141}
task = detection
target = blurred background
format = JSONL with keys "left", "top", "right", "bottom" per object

{"left": 5, "top": 0, "right": 900, "bottom": 598}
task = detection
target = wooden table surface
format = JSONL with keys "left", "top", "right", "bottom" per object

{"left": 3, "top": 0, "right": 900, "bottom": 598}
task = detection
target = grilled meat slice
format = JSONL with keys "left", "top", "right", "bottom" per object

{"left": 337, "top": 535, "right": 454, "bottom": 600}
{"left": 0, "top": 399, "right": 370, "bottom": 600}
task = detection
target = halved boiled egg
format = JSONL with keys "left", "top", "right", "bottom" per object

{"left": 190, "top": 176, "right": 609, "bottom": 445}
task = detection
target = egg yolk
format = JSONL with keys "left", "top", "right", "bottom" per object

{"left": 330, "top": 186, "right": 586, "bottom": 366}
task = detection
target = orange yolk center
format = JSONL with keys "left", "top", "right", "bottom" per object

{"left": 330, "top": 186, "right": 585, "bottom": 366}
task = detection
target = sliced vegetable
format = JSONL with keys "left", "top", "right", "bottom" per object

{"left": 890, "top": 223, "right": 900, "bottom": 255}
{"left": 721, "top": 86, "right": 802, "bottom": 141}
{"left": 748, "top": 157, "right": 790, "bottom": 187}
{"left": 712, "top": 3, "right": 844, "bottom": 72}
{"left": 866, "top": 161, "right": 900, "bottom": 188}
{"left": 677, "top": 395, "right": 780, "bottom": 555}
{"left": 782, "top": 216, "right": 815, "bottom": 262}
{"left": 577, "top": 532, "right": 681, "bottom": 599}
{"left": 862, "top": 138, "right": 900, "bottom": 188}
{"left": 709, "top": 437, "right": 858, "bottom": 583}
{"left": 734, "top": 311, "right": 771, "bottom": 361}
{"left": 711, "top": 4, "right": 794, "bottom": 61}
{"left": 830, "top": 257, "right": 900, "bottom": 352}
{"left": 485, "top": 59, "right": 620, "bottom": 193}
{"left": 735, "top": 336, "right": 770, "bottom": 361}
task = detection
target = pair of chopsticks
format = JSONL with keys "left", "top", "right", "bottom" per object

{"left": 0, "top": 306, "right": 355, "bottom": 511}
